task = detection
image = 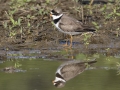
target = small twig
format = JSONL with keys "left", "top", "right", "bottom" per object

{"left": 89, "top": 0, "right": 94, "bottom": 6}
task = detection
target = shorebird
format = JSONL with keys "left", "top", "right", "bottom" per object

{"left": 53, "top": 60, "right": 97, "bottom": 88}
{"left": 50, "top": 8, "right": 95, "bottom": 47}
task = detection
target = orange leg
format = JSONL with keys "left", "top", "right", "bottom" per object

{"left": 69, "top": 35, "right": 73, "bottom": 48}
{"left": 62, "top": 35, "right": 73, "bottom": 48}
{"left": 62, "top": 40, "right": 68, "bottom": 47}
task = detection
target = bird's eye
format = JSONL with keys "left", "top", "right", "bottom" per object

{"left": 51, "top": 10, "right": 55, "bottom": 13}
{"left": 54, "top": 82, "right": 59, "bottom": 87}
{"left": 51, "top": 10, "right": 59, "bottom": 15}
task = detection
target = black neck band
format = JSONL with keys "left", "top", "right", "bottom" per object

{"left": 56, "top": 73, "right": 65, "bottom": 80}
{"left": 53, "top": 15, "right": 62, "bottom": 24}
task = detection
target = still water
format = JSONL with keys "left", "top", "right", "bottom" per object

{"left": 0, "top": 50, "right": 120, "bottom": 90}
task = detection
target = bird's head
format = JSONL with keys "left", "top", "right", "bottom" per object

{"left": 50, "top": 8, "right": 63, "bottom": 20}
{"left": 53, "top": 80, "right": 66, "bottom": 88}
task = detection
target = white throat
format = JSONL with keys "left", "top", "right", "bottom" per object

{"left": 52, "top": 14, "right": 63, "bottom": 20}
{"left": 53, "top": 77, "right": 66, "bottom": 85}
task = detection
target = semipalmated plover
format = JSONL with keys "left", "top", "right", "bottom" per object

{"left": 53, "top": 60, "right": 97, "bottom": 88}
{"left": 50, "top": 8, "right": 95, "bottom": 47}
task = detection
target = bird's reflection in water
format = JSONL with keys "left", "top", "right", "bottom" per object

{"left": 52, "top": 60, "right": 97, "bottom": 88}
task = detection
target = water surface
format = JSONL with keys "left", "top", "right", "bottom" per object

{"left": 0, "top": 53, "right": 120, "bottom": 90}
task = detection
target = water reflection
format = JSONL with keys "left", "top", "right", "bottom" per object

{"left": 53, "top": 60, "right": 97, "bottom": 88}
{"left": 0, "top": 53, "right": 120, "bottom": 90}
